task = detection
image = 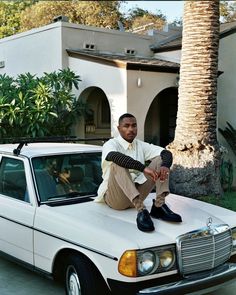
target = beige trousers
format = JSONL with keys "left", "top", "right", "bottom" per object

{"left": 104, "top": 156, "right": 169, "bottom": 211}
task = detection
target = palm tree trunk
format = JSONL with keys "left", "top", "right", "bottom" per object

{"left": 168, "top": 0, "right": 222, "bottom": 197}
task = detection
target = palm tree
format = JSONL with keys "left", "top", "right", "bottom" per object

{"left": 168, "top": 0, "right": 222, "bottom": 197}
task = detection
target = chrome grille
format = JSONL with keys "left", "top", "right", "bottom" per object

{"left": 176, "top": 224, "right": 232, "bottom": 275}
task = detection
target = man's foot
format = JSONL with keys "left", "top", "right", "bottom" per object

{"left": 136, "top": 209, "right": 155, "bottom": 232}
{"left": 150, "top": 201, "right": 182, "bottom": 222}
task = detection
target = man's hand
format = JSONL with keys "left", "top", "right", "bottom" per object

{"left": 143, "top": 167, "right": 160, "bottom": 182}
{"left": 159, "top": 166, "right": 170, "bottom": 182}
{"left": 143, "top": 166, "right": 169, "bottom": 182}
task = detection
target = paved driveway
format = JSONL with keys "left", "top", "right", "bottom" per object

{"left": 0, "top": 257, "right": 63, "bottom": 295}
{"left": 0, "top": 256, "right": 235, "bottom": 295}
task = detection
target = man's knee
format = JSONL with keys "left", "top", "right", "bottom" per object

{"left": 105, "top": 193, "right": 132, "bottom": 210}
{"left": 148, "top": 156, "right": 162, "bottom": 170}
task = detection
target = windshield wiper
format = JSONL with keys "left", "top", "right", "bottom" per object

{"left": 47, "top": 191, "right": 81, "bottom": 200}
{"left": 45, "top": 192, "right": 97, "bottom": 201}
{"left": 41, "top": 193, "right": 96, "bottom": 206}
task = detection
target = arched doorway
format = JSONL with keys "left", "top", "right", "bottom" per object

{"left": 77, "top": 87, "right": 111, "bottom": 140}
{"left": 144, "top": 87, "right": 178, "bottom": 147}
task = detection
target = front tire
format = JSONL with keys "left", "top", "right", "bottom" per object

{"left": 64, "top": 254, "right": 109, "bottom": 295}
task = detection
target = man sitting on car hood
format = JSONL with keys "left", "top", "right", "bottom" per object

{"left": 95, "top": 113, "right": 182, "bottom": 232}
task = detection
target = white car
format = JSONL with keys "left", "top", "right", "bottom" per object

{"left": 0, "top": 141, "right": 236, "bottom": 295}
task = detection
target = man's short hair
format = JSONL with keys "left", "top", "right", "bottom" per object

{"left": 118, "top": 113, "right": 135, "bottom": 125}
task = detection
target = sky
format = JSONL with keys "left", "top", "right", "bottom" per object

{"left": 120, "top": 1, "right": 184, "bottom": 22}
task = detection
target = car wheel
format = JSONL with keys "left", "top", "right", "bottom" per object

{"left": 65, "top": 254, "right": 110, "bottom": 295}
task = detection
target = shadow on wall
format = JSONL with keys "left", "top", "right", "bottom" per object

{"left": 218, "top": 121, "right": 236, "bottom": 190}
{"left": 144, "top": 87, "right": 178, "bottom": 148}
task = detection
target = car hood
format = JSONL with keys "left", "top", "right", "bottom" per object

{"left": 34, "top": 193, "right": 236, "bottom": 258}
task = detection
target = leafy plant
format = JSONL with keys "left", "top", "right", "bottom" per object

{"left": 219, "top": 122, "right": 236, "bottom": 156}
{"left": 0, "top": 68, "right": 84, "bottom": 138}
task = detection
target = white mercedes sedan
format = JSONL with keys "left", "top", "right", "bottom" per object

{"left": 0, "top": 141, "right": 236, "bottom": 295}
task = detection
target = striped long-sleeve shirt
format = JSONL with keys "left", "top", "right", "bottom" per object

{"left": 106, "top": 149, "right": 173, "bottom": 171}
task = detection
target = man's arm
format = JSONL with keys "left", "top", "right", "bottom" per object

{"left": 159, "top": 150, "right": 173, "bottom": 182}
{"left": 106, "top": 149, "right": 173, "bottom": 170}
{"left": 160, "top": 150, "right": 173, "bottom": 168}
{"left": 106, "top": 149, "right": 173, "bottom": 182}
{"left": 106, "top": 151, "right": 145, "bottom": 171}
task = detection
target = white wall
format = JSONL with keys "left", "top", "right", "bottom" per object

{"left": 218, "top": 35, "right": 236, "bottom": 130}
{"left": 127, "top": 70, "right": 178, "bottom": 140}
{"left": 68, "top": 57, "right": 127, "bottom": 137}
{"left": 0, "top": 23, "right": 62, "bottom": 77}
{"left": 217, "top": 34, "right": 236, "bottom": 185}
{"left": 0, "top": 21, "right": 158, "bottom": 78}
{"left": 154, "top": 50, "right": 181, "bottom": 63}
{"left": 61, "top": 23, "right": 155, "bottom": 59}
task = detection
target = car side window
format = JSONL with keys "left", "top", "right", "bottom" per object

{"left": 0, "top": 157, "right": 28, "bottom": 202}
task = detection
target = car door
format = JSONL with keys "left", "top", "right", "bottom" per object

{"left": 0, "top": 155, "right": 36, "bottom": 265}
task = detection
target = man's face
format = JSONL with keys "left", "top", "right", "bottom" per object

{"left": 118, "top": 117, "right": 137, "bottom": 143}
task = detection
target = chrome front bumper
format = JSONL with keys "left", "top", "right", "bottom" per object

{"left": 138, "top": 263, "right": 236, "bottom": 295}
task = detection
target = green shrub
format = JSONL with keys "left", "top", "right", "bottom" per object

{"left": 0, "top": 69, "right": 86, "bottom": 138}
{"left": 219, "top": 122, "right": 236, "bottom": 157}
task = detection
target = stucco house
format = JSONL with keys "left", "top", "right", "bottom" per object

{"left": 0, "top": 18, "right": 235, "bottom": 181}
{"left": 0, "top": 19, "right": 181, "bottom": 147}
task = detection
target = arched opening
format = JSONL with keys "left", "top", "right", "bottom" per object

{"left": 144, "top": 87, "right": 178, "bottom": 147}
{"left": 76, "top": 87, "right": 111, "bottom": 140}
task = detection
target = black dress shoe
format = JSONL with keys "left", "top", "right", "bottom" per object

{"left": 150, "top": 201, "right": 182, "bottom": 222}
{"left": 136, "top": 209, "right": 155, "bottom": 232}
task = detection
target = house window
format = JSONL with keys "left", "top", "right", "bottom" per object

{"left": 98, "top": 97, "right": 110, "bottom": 128}
{"left": 84, "top": 87, "right": 111, "bottom": 132}
{"left": 85, "top": 109, "right": 96, "bottom": 133}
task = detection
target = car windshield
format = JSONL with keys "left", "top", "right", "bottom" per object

{"left": 31, "top": 152, "right": 102, "bottom": 203}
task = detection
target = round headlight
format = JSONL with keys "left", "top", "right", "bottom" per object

{"left": 160, "top": 250, "right": 174, "bottom": 268}
{"left": 138, "top": 251, "right": 157, "bottom": 275}
{"left": 232, "top": 231, "right": 236, "bottom": 248}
